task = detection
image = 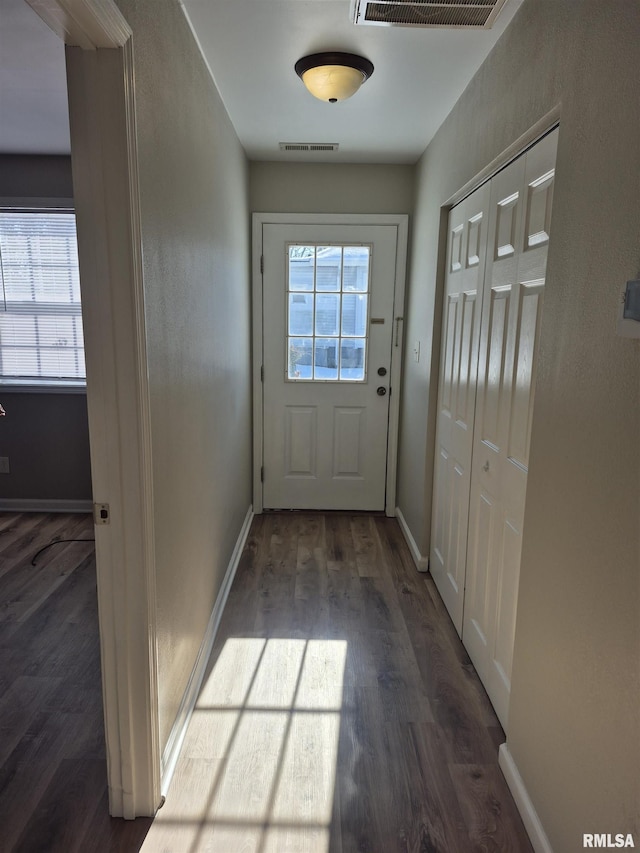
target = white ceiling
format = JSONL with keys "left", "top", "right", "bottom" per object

{"left": 0, "top": 0, "right": 523, "bottom": 164}
{"left": 0, "top": 0, "right": 70, "bottom": 154}
{"left": 180, "top": 0, "right": 522, "bottom": 163}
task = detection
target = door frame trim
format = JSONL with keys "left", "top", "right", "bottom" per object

{"left": 28, "top": 0, "right": 161, "bottom": 817}
{"left": 252, "top": 212, "right": 408, "bottom": 515}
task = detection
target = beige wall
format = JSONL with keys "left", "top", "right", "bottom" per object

{"left": 115, "top": 0, "right": 251, "bottom": 751}
{"left": 400, "top": 0, "right": 639, "bottom": 849}
{"left": 250, "top": 161, "right": 415, "bottom": 214}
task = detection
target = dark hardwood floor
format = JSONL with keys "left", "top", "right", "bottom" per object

{"left": 146, "top": 512, "right": 533, "bottom": 852}
{"left": 0, "top": 511, "right": 533, "bottom": 852}
{"left": 0, "top": 512, "right": 152, "bottom": 853}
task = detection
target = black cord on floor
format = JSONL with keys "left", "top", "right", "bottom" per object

{"left": 31, "top": 538, "right": 96, "bottom": 566}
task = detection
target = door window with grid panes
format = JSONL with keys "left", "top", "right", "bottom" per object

{"left": 287, "top": 244, "right": 370, "bottom": 381}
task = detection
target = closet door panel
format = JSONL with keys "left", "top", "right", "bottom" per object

{"left": 430, "top": 184, "right": 490, "bottom": 635}
{"left": 463, "top": 129, "right": 558, "bottom": 728}
{"left": 462, "top": 153, "right": 524, "bottom": 696}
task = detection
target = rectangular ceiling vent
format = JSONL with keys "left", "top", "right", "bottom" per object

{"left": 279, "top": 142, "right": 340, "bottom": 153}
{"left": 351, "top": 0, "right": 509, "bottom": 28}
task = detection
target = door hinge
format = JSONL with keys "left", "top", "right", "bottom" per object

{"left": 260, "top": 365, "right": 264, "bottom": 382}
{"left": 260, "top": 255, "right": 264, "bottom": 274}
{"left": 260, "top": 466, "right": 264, "bottom": 483}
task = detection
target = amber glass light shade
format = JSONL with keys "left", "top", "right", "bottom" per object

{"left": 295, "top": 52, "right": 374, "bottom": 103}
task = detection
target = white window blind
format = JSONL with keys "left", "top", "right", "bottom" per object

{"left": 0, "top": 210, "right": 85, "bottom": 384}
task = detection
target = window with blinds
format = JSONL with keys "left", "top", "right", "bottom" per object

{"left": 0, "top": 209, "right": 85, "bottom": 385}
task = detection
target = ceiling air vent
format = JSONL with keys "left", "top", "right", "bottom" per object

{"left": 279, "top": 142, "right": 340, "bottom": 152}
{"left": 351, "top": 0, "right": 509, "bottom": 28}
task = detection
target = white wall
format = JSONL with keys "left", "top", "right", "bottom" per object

{"left": 115, "top": 0, "right": 252, "bottom": 751}
{"left": 399, "top": 0, "right": 639, "bottom": 849}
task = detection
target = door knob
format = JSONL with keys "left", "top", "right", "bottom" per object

{"left": 377, "top": 386, "right": 387, "bottom": 396}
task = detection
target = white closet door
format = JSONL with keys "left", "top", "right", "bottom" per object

{"left": 430, "top": 183, "right": 490, "bottom": 634}
{"left": 462, "top": 128, "right": 558, "bottom": 728}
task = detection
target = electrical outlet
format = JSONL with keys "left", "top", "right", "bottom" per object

{"left": 93, "top": 503, "right": 110, "bottom": 525}
{"left": 0, "top": 457, "right": 10, "bottom": 474}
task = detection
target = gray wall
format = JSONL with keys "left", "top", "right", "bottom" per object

{"left": 250, "top": 162, "right": 415, "bottom": 215}
{"left": 0, "top": 154, "right": 73, "bottom": 200}
{"left": 115, "top": 0, "right": 252, "bottom": 752}
{"left": 0, "top": 392, "right": 91, "bottom": 502}
{"left": 399, "top": 0, "right": 639, "bottom": 848}
{"left": 0, "top": 155, "right": 92, "bottom": 506}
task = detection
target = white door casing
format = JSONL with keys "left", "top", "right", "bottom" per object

{"left": 28, "top": 0, "right": 162, "bottom": 817}
{"left": 253, "top": 214, "right": 408, "bottom": 515}
{"left": 463, "top": 128, "right": 558, "bottom": 728}
{"left": 430, "top": 183, "right": 491, "bottom": 633}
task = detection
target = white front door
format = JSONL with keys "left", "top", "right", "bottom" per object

{"left": 258, "top": 221, "right": 404, "bottom": 511}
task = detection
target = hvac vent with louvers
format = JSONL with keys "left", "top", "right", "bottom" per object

{"left": 352, "top": 0, "right": 509, "bottom": 28}
{"left": 279, "top": 143, "right": 340, "bottom": 152}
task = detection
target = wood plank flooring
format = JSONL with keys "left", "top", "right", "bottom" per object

{"left": 0, "top": 512, "right": 152, "bottom": 852}
{"left": 145, "top": 512, "right": 533, "bottom": 853}
{"left": 0, "top": 511, "right": 532, "bottom": 852}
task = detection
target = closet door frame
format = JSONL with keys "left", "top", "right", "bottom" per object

{"left": 430, "top": 117, "right": 560, "bottom": 724}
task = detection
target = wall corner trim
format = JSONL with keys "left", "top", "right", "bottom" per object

{"left": 160, "top": 504, "right": 255, "bottom": 796}
{"left": 395, "top": 506, "right": 429, "bottom": 572}
{"left": 499, "top": 743, "right": 554, "bottom": 853}
{"left": 26, "top": 0, "right": 132, "bottom": 50}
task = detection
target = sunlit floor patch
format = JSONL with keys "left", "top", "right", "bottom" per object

{"left": 142, "top": 638, "right": 347, "bottom": 853}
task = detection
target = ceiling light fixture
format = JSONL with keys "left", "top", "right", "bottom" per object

{"left": 295, "top": 52, "right": 374, "bottom": 103}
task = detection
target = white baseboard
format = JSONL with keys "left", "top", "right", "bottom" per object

{"left": 0, "top": 498, "right": 93, "bottom": 513}
{"left": 499, "top": 744, "right": 554, "bottom": 853}
{"left": 395, "top": 506, "right": 429, "bottom": 572}
{"left": 160, "top": 504, "right": 254, "bottom": 795}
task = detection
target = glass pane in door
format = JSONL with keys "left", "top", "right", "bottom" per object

{"left": 286, "top": 244, "right": 371, "bottom": 382}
